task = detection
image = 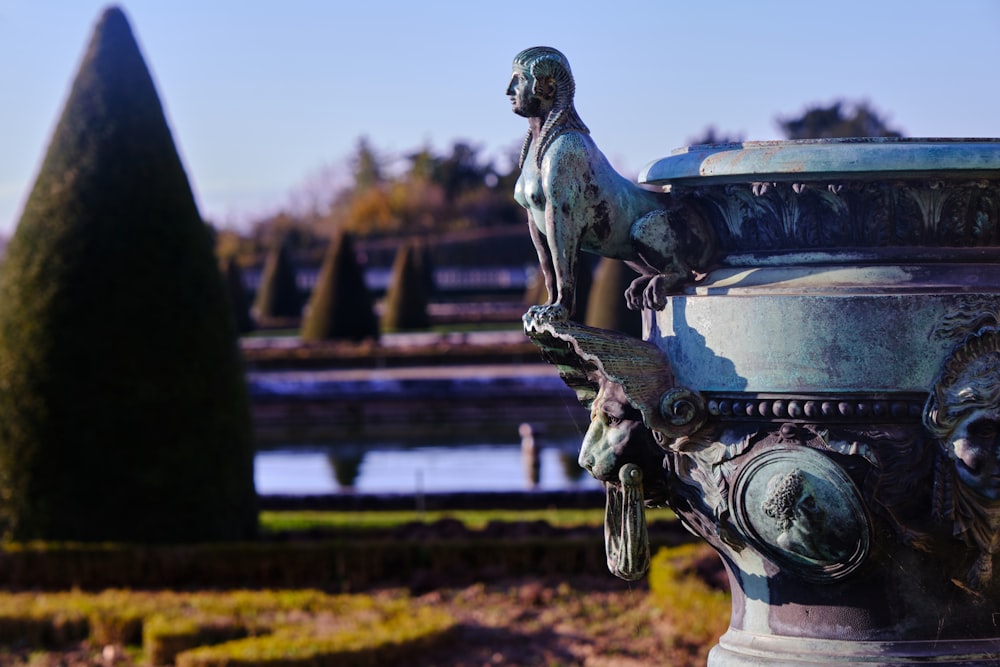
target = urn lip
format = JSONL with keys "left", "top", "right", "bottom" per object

{"left": 639, "top": 137, "right": 1000, "bottom": 186}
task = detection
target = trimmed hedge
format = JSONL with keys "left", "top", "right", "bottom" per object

{"left": 144, "top": 614, "right": 249, "bottom": 666}
{"left": 0, "top": 6, "right": 257, "bottom": 542}
{"left": 253, "top": 238, "right": 304, "bottom": 322}
{"left": 301, "top": 231, "right": 378, "bottom": 341}
{"left": 647, "top": 544, "right": 731, "bottom": 651}
{"left": 0, "top": 589, "right": 455, "bottom": 667}
{"left": 0, "top": 537, "right": 619, "bottom": 591}
{"left": 224, "top": 256, "right": 255, "bottom": 334}
{"left": 381, "top": 240, "right": 431, "bottom": 332}
{"left": 175, "top": 603, "right": 454, "bottom": 667}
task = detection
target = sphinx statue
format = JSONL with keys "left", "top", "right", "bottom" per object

{"left": 507, "top": 46, "right": 714, "bottom": 322}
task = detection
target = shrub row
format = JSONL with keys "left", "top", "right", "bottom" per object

{"left": 0, "top": 535, "right": 691, "bottom": 591}
{"left": 0, "top": 589, "right": 455, "bottom": 666}
{"left": 175, "top": 604, "right": 454, "bottom": 667}
{"left": 647, "top": 544, "right": 731, "bottom": 653}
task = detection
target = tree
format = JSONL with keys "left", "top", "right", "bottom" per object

{"left": 0, "top": 6, "right": 257, "bottom": 542}
{"left": 224, "top": 256, "right": 255, "bottom": 334}
{"left": 351, "top": 136, "right": 384, "bottom": 192}
{"left": 777, "top": 100, "right": 904, "bottom": 140}
{"left": 686, "top": 126, "right": 744, "bottom": 146}
{"left": 301, "top": 230, "right": 379, "bottom": 341}
{"left": 252, "top": 236, "right": 303, "bottom": 322}
{"left": 381, "top": 240, "right": 431, "bottom": 333}
{"left": 432, "top": 142, "right": 491, "bottom": 202}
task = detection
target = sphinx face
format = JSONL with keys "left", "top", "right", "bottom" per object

{"left": 506, "top": 65, "right": 548, "bottom": 119}
{"left": 578, "top": 381, "right": 669, "bottom": 505}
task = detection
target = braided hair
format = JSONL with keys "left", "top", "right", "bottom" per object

{"left": 512, "top": 46, "right": 589, "bottom": 169}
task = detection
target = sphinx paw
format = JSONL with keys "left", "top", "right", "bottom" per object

{"left": 642, "top": 273, "right": 685, "bottom": 310}
{"left": 525, "top": 303, "right": 570, "bottom": 326}
{"left": 625, "top": 276, "right": 651, "bottom": 311}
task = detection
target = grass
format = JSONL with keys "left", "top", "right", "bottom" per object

{"left": 259, "top": 507, "right": 678, "bottom": 533}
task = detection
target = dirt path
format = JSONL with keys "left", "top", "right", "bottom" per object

{"left": 416, "top": 575, "right": 710, "bottom": 667}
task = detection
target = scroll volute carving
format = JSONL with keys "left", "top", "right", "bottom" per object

{"left": 524, "top": 317, "right": 706, "bottom": 580}
{"left": 523, "top": 317, "right": 706, "bottom": 442}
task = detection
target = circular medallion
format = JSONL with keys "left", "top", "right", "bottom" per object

{"left": 732, "top": 447, "right": 871, "bottom": 582}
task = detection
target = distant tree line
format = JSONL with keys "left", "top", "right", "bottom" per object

{"left": 215, "top": 138, "right": 524, "bottom": 268}
{"left": 687, "top": 99, "right": 904, "bottom": 146}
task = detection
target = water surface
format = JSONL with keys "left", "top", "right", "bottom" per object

{"left": 255, "top": 441, "right": 598, "bottom": 495}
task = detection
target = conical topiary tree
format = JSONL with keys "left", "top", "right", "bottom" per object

{"left": 301, "top": 230, "right": 379, "bottom": 341}
{"left": 585, "top": 257, "right": 643, "bottom": 337}
{"left": 0, "top": 6, "right": 257, "bottom": 542}
{"left": 414, "top": 240, "right": 436, "bottom": 298}
{"left": 382, "top": 240, "right": 431, "bottom": 333}
{"left": 224, "top": 256, "right": 255, "bottom": 334}
{"left": 252, "top": 237, "right": 303, "bottom": 323}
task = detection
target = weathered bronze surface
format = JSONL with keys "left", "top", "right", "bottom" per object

{"left": 507, "top": 46, "right": 714, "bottom": 319}
{"left": 512, "top": 48, "right": 1000, "bottom": 666}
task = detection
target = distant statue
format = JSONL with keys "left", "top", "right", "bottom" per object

{"left": 507, "top": 46, "right": 714, "bottom": 322}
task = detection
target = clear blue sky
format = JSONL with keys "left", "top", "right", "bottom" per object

{"left": 2, "top": 1, "right": 999, "bottom": 236}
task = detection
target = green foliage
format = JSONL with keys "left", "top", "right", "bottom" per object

{"left": 381, "top": 240, "right": 431, "bottom": 332}
{"left": 258, "top": 508, "right": 626, "bottom": 533}
{"left": 350, "top": 136, "right": 384, "bottom": 192}
{"left": 647, "top": 544, "right": 731, "bottom": 652}
{"left": 0, "top": 6, "right": 257, "bottom": 542}
{"left": 585, "top": 257, "right": 642, "bottom": 337}
{"left": 300, "top": 230, "right": 379, "bottom": 341}
{"left": 176, "top": 603, "right": 454, "bottom": 667}
{"left": 318, "top": 140, "right": 522, "bottom": 238}
{"left": 144, "top": 614, "right": 248, "bottom": 666}
{"left": 778, "top": 100, "right": 904, "bottom": 140}
{"left": 224, "top": 256, "right": 254, "bottom": 334}
{"left": 253, "top": 237, "right": 303, "bottom": 321}
{"left": 0, "top": 589, "right": 454, "bottom": 667}
{"left": 0, "top": 537, "right": 619, "bottom": 589}
{"left": 686, "top": 125, "right": 744, "bottom": 146}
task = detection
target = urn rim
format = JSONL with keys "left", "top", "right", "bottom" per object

{"left": 640, "top": 137, "right": 1000, "bottom": 186}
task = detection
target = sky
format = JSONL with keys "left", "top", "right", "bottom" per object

{"left": 1, "top": 1, "right": 999, "bottom": 236}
